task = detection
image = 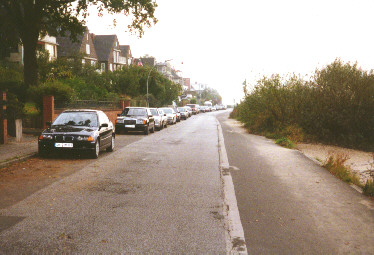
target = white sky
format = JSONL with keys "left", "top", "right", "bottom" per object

{"left": 86, "top": 0, "right": 374, "bottom": 105}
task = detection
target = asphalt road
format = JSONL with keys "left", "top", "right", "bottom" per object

{"left": 1, "top": 110, "right": 373, "bottom": 254}
{"left": 217, "top": 111, "right": 374, "bottom": 254}
{"left": 0, "top": 113, "right": 227, "bottom": 254}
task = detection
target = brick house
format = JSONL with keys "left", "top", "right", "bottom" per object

{"left": 119, "top": 45, "right": 132, "bottom": 66}
{"left": 92, "top": 34, "right": 126, "bottom": 72}
{"left": 6, "top": 34, "right": 58, "bottom": 65}
{"left": 56, "top": 27, "right": 98, "bottom": 66}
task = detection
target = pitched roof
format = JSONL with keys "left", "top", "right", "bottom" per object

{"left": 56, "top": 32, "right": 84, "bottom": 57}
{"left": 93, "top": 35, "right": 116, "bottom": 61}
{"left": 120, "top": 45, "right": 130, "bottom": 57}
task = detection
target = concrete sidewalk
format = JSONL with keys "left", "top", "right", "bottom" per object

{"left": 0, "top": 132, "right": 39, "bottom": 168}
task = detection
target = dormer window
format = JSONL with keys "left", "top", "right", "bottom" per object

{"left": 86, "top": 44, "right": 90, "bottom": 54}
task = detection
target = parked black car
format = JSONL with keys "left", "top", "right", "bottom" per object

{"left": 116, "top": 107, "right": 155, "bottom": 135}
{"left": 38, "top": 109, "right": 115, "bottom": 158}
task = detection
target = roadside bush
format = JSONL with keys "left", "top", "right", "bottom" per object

{"left": 28, "top": 80, "right": 75, "bottom": 110}
{"left": 275, "top": 137, "right": 295, "bottom": 149}
{"left": 363, "top": 179, "right": 374, "bottom": 197}
{"left": 323, "top": 153, "right": 361, "bottom": 185}
{"left": 233, "top": 60, "right": 374, "bottom": 151}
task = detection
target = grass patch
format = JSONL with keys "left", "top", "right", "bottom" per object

{"left": 322, "top": 153, "right": 361, "bottom": 187}
{"left": 275, "top": 137, "right": 295, "bottom": 149}
{"left": 363, "top": 179, "right": 374, "bottom": 197}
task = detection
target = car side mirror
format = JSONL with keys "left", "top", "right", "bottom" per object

{"left": 117, "top": 114, "right": 121, "bottom": 116}
{"left": 100, "top": 123, "right": 108, "bottom": 129}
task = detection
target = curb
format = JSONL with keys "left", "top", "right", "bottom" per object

{"left": 217, "top": 119, "right": 248, "bottom": 255}
{"left": 0, "top": 152, "right": 38, "bottom": 169}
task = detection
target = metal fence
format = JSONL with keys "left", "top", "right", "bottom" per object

{"left": 55, "top": 100, "right": 120, "bottom": 110}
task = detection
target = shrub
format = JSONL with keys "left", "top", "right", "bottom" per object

{"left": 322, "top": 153, "right": 361, "bottom": 185}
{"left": 28, "top": 80, "right": 75, "bottom": 110}
{"left": 363, "top": 179, "right": 374, "bottom": 197}
{"left": 275, "top": 137, "right": 295, "bottom": 149}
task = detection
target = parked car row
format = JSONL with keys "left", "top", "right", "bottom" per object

{"left": 185, "top": 104, "right": 227, "bottom": 114}
{"left": 37, "top": 104, "right": 226, "bottom": 159}
{"left": 115, "top": 106, "right": 194, "bottom": 136}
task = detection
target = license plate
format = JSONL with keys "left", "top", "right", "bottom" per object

{"left": 125, "top": 125, "right": 135, "bottom": 128}
{"left": 117, "top": 119, "right": 124, "bottom": 123}
{"left": 55, "top": 143, "right": 73, "bottom": 148}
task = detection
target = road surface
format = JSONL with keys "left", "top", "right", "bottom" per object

{"left": 0, "top": 110, "right": 373, "bottom": 254}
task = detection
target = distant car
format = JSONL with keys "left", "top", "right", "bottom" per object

{"left": 150, "top": 108, "right": 167, "bottom": 131}
{"left": 160, "top": 107, "right": 177, "bottom": 124}
{"left": 199, "top": 106, "right": 207, "bottom": 113}
{"left": 184, "top": 106, "right": 193, "bottom": 117}
{"left": 116, "top": 107, "right": 155, "bottom": 135}
{"left": 177, "top": 107, "right": 189, "bottom": 120}
{"left": 186, "top": 104, "right": 199, "bottom": 114}
{"left": 173, "top": 107, "right": 181, "bottom": 122}
{"left": 38, "top": 109, "right": 115, "bottom": 159}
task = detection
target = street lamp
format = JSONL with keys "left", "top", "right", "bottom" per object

{"left": 146, "top": 59, "right": 172, "bottom": 107}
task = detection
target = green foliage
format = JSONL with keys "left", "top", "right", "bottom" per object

{"left": 323, "top": 154, "right": 361, "bottom": 185}
{"left": 28, "top": 80, "right": 75, "bottom": 110}
{"left": 234, "top": 59, "right": 374, "bottom": 151}
{"left": 200, "top": 88, "right": 222, "bottom": 105}
{"left": 363, "top": 179, "right": 374, "bottom": 197}
{"left": 275, "top": 137, "right": 295, "bottom": 149}
{"left": 190, "top": 98, "right": 197, "bottom": 104}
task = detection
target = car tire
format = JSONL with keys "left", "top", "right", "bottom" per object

{"left": 106, "top": 135, "right": 114, "bottom": 152}
{"left": 91, "top": 140, "right": 100, "bottom": 159}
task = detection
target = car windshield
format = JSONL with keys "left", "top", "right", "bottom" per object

{"left": 122, "top": 108, "right": 147, "bottom": 116}
{"left": 178, "top": 108, "right": 185, "bottom": 112}
{"left": 150, "top": 109, "right": 159, "bottom": 116}
{"left": 53, "top": 112, "right": 98, "bottom": 127}
{"left": 161, "top": 108, "right": 173, "bottom": 114}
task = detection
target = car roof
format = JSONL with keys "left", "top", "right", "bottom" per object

{"left": 62, "top": 109, "right": 100, "bottom": 113}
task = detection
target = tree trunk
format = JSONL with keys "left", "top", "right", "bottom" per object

{"left": 23, "top": 36, "right": 38, "bottom": 87}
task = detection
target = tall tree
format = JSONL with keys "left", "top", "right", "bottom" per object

{"left": 0, "top": 0, "right": 158, "bottom": 87}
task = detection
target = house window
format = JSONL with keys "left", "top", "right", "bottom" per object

{"left": 91, "top": 60, "right": 96, "bottom": 66}
{"left": 82, "top": 59, "right": 85, "bottom": 64}
{"left": 109, "top": 64, "right": 113, "bottom": 71}
{"left": 101, "top": 63, "right": 105, "bottom": 72}
{"left": 113, "top": 51, "right": 117, "bottom": 63}
{"left": 86, "top": 44, "right": 90, "bottom": 54}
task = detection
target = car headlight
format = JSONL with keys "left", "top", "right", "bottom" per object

{"left": 77, "top": 136, "right": 94, "bottom": 141}
{"left": 136, "top": 119, "right": 146, "bottom": 124}
{"left": 39, "top": 134, "right": 53, "bottom": 140}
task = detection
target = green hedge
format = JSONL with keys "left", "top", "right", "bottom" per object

{"left": 233, "top": 60, "right": 374, "bottom": 151}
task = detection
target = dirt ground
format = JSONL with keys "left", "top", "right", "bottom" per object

{"left": 297, "top": 143, "right": 374, "bottom": 185}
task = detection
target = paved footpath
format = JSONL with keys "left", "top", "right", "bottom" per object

{"left": 0, "top": 134, "right": 38, "bottom": 168}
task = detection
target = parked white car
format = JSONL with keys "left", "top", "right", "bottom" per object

{"left": 160, "top": 107, "right": 177, "bottom": 125}
{"left": 150, "top": 108, "right": 167, "bottom": 131}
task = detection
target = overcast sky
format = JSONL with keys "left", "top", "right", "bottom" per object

{"left": 86, "top": 0, "right": 374, "bottom": 104}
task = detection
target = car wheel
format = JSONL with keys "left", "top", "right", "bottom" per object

{"left": 106, "top": 135, "right": 114, "bottom": 152}
{"left": 91, "top": 140, "right": 100, "bottom": 158}
{"left": 144, "top": 126, "right": 149, "bottom": 135}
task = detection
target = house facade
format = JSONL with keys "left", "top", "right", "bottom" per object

{"left": 93, "top": 34, "right": 126, "bottom": 72}
{"left": 56, "top": 28, "right": 98, "bottom": 66}
{"left": 119, "top": 45, "right": 132, "bottom": 66}
{"left": 6, "top": 34, "right": 58, "bottom": 65}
